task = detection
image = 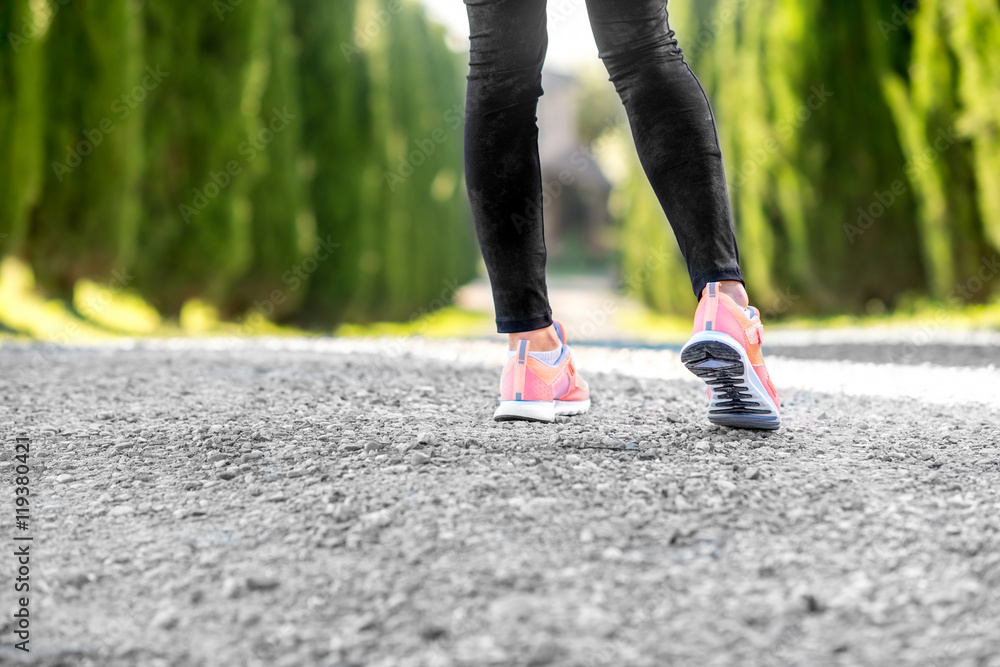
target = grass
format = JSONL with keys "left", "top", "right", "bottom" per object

{"left": 0, "top": 257, "right": 492, "bottom": 344}
{"left": 1, "top": 256, "right": 996, "bottom": 345}
{"left": 0, "top": 257, "right": 308, "bottom": 343}
{"left": 333, "top": 307, "right": 493, "bottom": 339}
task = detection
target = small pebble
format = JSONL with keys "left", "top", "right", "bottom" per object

{"left": 222, "top": 577, "right": 243, "bottom": 599}
{"left": 717, "top": 479, "right": 737, "bottom": 493}
{"left": 417, "top": 432, "right": 437, "bottom": 446}
{"left": 246, "top": 576, "right": 280, "bottom": 592}
{"left": 602, "top": 546, "right": 624, "bottom": 561}
{"left": 410, "top": 451, "right": 431, "bottom": 466}
{"left": 150, "top": 608, "right": 180, "bottom": 631}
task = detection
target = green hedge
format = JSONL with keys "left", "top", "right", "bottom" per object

{"left": 622, "top": 0, "right": 1000, "bottom": 315}
{"left": 10, "top": 0, "right": 476, "bottom": 327}
{"left": 295, "top": 0, "right": 476, "bottom": 325}
{"left": 0, "top": 0, "right": 45, "bottom": 259}
{"left": 25, "top": 0, "right": 143, "bottom": 297}
{"left": 133, "top": 0, "right": 265, "bottom": 314}
{"left": 224, "top": 0, "right": 308, "bottom": 320}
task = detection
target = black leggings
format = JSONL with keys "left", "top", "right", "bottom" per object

{"left": 464, "top": 0, "right": 744, "bottom": 333}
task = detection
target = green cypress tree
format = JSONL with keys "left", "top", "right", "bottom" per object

{"left": 877, "top": 0, "right": 957, "bottom": 298}
{"left": 620, "top": 0, "right": 957, "bottom": 316}
{"left": 943, "top": 0, "right": 1000, "bottom": 259}
{"left": 224, "top": 0, "right": 308, "bottom": 320}
{"left": 0, "top": 0, "right": 45, "bottom": 258}
{"left": 419, "top": 15, "right": 478, "bottom": 307}
{"left": 134, "top": 0, "right": 267, "bottom": 314}
{"left": 25, "top": 0, "right": 143, "bottom": 297}
{"left": 870, "top": 0, "right": 996, "bottom": 300}
{"left": 293, "top": 0, "right": 370, "bottom": 326}
{"left": 346, "top": 0, "right": 475, "bottom": 322}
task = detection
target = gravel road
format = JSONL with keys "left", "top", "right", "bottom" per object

{"left": 1, "top": 337, "right": 999, "bottom": 667}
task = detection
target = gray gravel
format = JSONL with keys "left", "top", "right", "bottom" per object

{"left": 1, "top": 341, "right": 999, "bottom": 666}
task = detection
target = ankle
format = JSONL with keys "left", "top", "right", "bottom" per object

{"left": 718, "top": 281, "right": 749, "bottom": 308}
{"left": 508, "top": 324, "right": 561, "bottom": 352}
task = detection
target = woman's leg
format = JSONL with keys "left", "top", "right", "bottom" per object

{"left": 464, "top": 0, "right": 556, "bottom": 338}
{"left": 585, "top": 0, "right": 745, "bottom": 303}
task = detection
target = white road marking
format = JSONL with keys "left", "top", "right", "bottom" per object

{"left": 6, "top": 336, "right": 999, "bottom": 409}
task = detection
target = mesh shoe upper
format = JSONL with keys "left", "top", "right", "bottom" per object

{"left": 498, "top": 323, "right": 590, "bottom": 403}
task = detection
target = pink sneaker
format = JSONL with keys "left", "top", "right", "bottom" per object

{"left": 493, "top": 322, "right": 591, "bottom": 422}
{"left": 680, "top": 282, "right": 781, "bottom": 430}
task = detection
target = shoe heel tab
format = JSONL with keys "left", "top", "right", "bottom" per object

{"left": 552, "top": 321, "right": 567, "bottom": 346}
{"left": 707, "top": 282, "right": 742, "bottom": 309}
{"left": 513, "top": 339, "right": 530, "bottom": 401}
{"left": 704, "top": 282, "right": 754, "bottom": 326}
{"left": 702, "top": 283, "right": 720, "bottom": 332}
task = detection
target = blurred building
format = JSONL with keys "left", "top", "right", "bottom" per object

{"left": 537, "top": 72, "right": 613, "bottom": 270}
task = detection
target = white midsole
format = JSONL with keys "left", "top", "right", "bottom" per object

{"left": 494, "top": 398, "right": 591, "bottom": 421}
{"left": 494, "top": 400, "right": 555, "bottom": 421}
{"left": 681, "top": 331, "right": 780, "bottom": 417}
{"left": 556, "top": 398, "right": 590, "bottom": 415}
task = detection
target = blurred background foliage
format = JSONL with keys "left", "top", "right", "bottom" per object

{"left": 0, "top": 0, "right": 476, "bottom": 334}
{"left": 621, "top": 0, "right": 1000, "bottom": 316}
{"left": 1, "top": 0, "right": 999, "bottom": 338}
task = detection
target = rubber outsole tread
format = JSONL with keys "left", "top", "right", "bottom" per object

{"left": 493, "top": 415, "right": 551, "bottom": 423}
{"left": 681, "top": 340, "right": 780, "bottom": 430}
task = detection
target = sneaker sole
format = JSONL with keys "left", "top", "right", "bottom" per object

{"left": 493, "top": 398, "right": 591, "bottom": 423}
{"left": 680, "top": 331, "right": 781, "bottom": 430}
